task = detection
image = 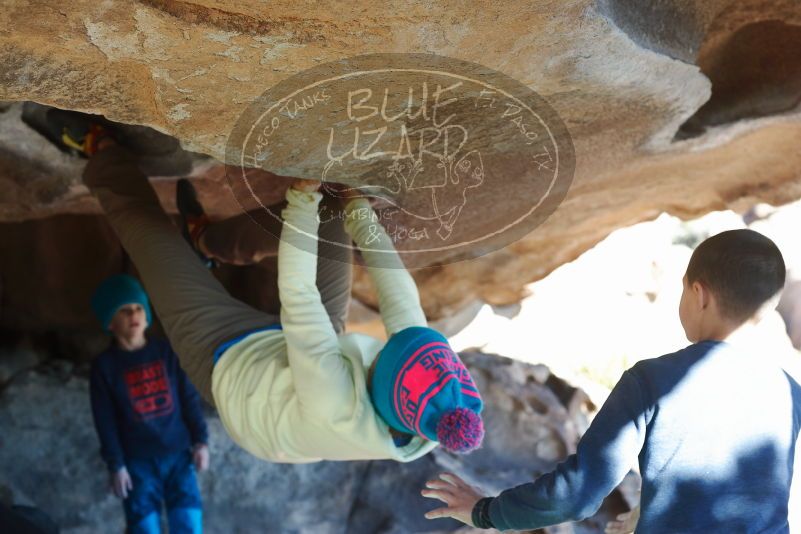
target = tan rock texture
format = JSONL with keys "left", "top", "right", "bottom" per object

{"left": 1, "top": 1, "right": 801, "bottom": 319}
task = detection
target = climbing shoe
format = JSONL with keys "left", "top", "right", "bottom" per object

{"left": 176, "top": 178, "right": 217, "bottom": 269}
{"left": 40, "top": 108, "right": 116, "bottom": 158}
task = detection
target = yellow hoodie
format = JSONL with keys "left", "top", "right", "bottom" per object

{"left": 211, "top": 188, "right": 438, "bottom": 463}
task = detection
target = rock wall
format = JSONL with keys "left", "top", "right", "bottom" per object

{"left": 0, "top": 352, "right": 629, "bottom": 534}
{"left": 1, "top": 1, "right": 800, "bottom": 319}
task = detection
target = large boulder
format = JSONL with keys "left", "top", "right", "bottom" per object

{"left": 0, "top": 1, "right": 800, "bottom": 318}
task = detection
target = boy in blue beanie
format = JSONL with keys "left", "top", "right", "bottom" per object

{"left": 422, "top": 229, "right": 801, "bottom": 532}
{"left": 64, "top": 112, "right": 484, "bottom": 463}
{"left": 89, "top": 273, "right": 209, "bottom": 534}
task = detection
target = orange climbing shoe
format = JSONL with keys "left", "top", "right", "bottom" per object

{"left": 41, "top": 108, "right": 116, "bottom": 158}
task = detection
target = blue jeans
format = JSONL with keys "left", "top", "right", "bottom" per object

{"left": 123, "top": 450, "right": 202, "bottom": 534}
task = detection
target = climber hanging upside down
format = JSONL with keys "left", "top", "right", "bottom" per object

{"left": 54, "top": 109, "right": 485, "bottom": 463}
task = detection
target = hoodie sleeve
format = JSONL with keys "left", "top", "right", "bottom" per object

{"left": 343, "top": 198, "right": 427, "bottom": 336}
{"left": 486, "top": 370, "right": 650, "bottom": 531}
{"left": 89, "top": 358, "right": 126, "bottom": 472}
{"left": 278, "top": 188, "right": 356, "bottom": 417}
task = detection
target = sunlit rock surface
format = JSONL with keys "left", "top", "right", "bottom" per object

{"left": 1, "top": 1, "right": 800, "bottom": 318}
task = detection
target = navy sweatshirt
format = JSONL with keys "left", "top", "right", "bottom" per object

{"left": 485, "top": 340, "right": 801, "bottom": 532}
{"left": 89, "top": 337, "right": 208, "bottom": 472}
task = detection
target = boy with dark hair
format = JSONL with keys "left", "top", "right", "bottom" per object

{"left": 89, "top": 274, "right": 209, "bottom": 534}
{"left": 423, "top": 229, "right": 801, "bottom": 533}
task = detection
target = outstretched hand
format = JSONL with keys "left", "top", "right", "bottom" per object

{"left": 421, "top": 472, "right": 486, "bottom": 526}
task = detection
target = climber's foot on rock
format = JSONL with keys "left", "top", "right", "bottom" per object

{"left": 44, "top": 109, "right": 118, "bottom": 158}
{"left": 176, "top": 178, "right": 217, "bottom": 269}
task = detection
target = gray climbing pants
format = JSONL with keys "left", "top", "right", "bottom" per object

{"left": 83, "top": 146, "right": 353, "bottom": 405}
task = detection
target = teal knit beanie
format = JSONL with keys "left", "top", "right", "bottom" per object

{"left": 370, "top": 326, "right": 484, "bottom": 453}
{"left": 91, "top": 274, "right": 152, "bottom": 330}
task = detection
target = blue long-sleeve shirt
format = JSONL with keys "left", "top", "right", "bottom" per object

{"left": 486, "top": 340, "right": 801, "bottom": 532}
{"left": 89, "top": 337, "right": 208, "bottom": 472}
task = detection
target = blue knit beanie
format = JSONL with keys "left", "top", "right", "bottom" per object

{"left": 370, "top": 326, "right": 484, "bottom": 453}
{"left": 91, "top": 274, "right": 152, "bottom": 331}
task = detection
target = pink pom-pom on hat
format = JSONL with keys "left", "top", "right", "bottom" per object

{"left": 436, "top": 407, "right": 485, "bottom": 453}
